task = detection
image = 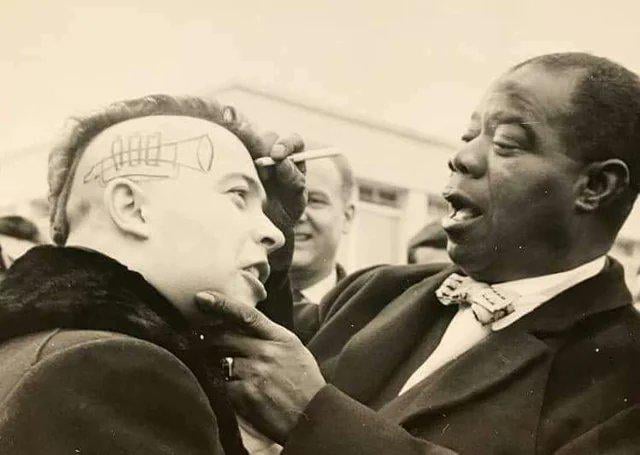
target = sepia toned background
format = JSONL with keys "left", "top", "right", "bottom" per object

{"left": 2, "top": 0, "right": 639, "bottom": 294}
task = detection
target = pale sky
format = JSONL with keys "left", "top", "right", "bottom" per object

{"left": 3, "top": 0, "right": 640, "bottom": 155}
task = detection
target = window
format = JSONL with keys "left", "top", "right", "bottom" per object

{"left": 358, "top": 181, "right": 402, "bottom": 208}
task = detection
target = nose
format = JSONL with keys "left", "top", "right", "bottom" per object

{"left": 257, "top": 213, "right": 286, "bottom": 254}
{"left": 448, "top": 138, "right": 486, "bottom": 179}
{"left": 297, "top": 207, "right": 310, "bottom": 224}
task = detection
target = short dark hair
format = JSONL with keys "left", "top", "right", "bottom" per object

{"left": 513, "top": 52, "right": 640, "bottom": 194}
{"left": 0, "top": 216, "right": 41, "bottom": 243}
{"left": 48, "top": 94, "right": 266, "bottom": 245}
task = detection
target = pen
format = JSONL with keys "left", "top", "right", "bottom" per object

{"left": 254, "top": 147, "right": 341, "bottom": 167}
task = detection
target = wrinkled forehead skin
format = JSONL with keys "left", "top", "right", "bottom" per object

{"left": 76, "top": 115, "right": 254, "bottom": 188}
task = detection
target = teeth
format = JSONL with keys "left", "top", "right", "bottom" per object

{"left": 451, "top": 208, "right": 478, "bottom": 221}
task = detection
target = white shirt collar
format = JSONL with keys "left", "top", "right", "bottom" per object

{"left": 489, "top": 256, "right": 607, "bottom": 330}
{"left": 300, "top": 267, "right": 339, "bottom": 305}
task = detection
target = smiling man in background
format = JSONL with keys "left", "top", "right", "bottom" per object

{"left": 289, "top": 153, "right": 355, "bottom": 343}
{"left": 204, "top": 52, "right": 640, "bottom": 454}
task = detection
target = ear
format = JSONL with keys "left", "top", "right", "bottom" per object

{"left": 575, "top": 159, "right": 631, "bottom": 212}
{"left": 103, "top": 178, "right": 150, "bottom": 239}
{"left": 341, "top": 202, "right": 356, "bottom": 235}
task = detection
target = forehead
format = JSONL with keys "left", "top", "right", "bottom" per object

{"left": 85, "top": 115, "right": 259, "bottom": 182}
{"left": 306, "top": 159, "right": 342, "bottom": 192}
{"left": 474, "top": 64, "right": 583, "bottom": 124}
{"left": 89, "top": 115, "right": 249, "bottom": 159}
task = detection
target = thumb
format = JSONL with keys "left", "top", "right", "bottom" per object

{"left": 194, "top": 291, "right": 292, "bottom": 341}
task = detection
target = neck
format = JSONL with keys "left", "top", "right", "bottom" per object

{"left": 66, "top": 227, "right": 149, "bottom": 283}
{"left": 290, "top": 262, "right": 335, "bottom": 291}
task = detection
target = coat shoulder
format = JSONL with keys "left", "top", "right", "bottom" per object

{"left": 0, "top": 329, "right": 130, "bottom": 403}
{"left": 538, "top": 306, "right": 640, "bottom": 453}
{"left": 0, "top": 329, "right": 223, "bottom": 454}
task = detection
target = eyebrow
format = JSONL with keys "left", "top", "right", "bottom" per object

{"left": 218, "top": 173, "right": 267, "bottom": 202}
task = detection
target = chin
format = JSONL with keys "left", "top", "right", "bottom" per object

{"left": 447, "top": 242, "right": 493, "bottom": 279}
{"left": 291, "top": 254, "right": 314, "bottom": 271}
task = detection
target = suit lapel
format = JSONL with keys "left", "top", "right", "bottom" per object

{"left": 381, "top": 328, "right": 549, "bottom": 424}
{"left": 331, "top": 267, "right": 454, "bottom": 404}
{"left": 380, "top": 257, "right": 632, "bottom": 425}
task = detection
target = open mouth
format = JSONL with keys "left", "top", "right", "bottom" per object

{"left": 442, "top": 191, "right": 484, "bottom": 231}
{"left": 240, "top": 265, "right": 269, "bottom": 302}
{"left": 242, "top": 262, "right": 270, "bottom": 285}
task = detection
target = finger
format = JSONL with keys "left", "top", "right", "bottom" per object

{"left": 259, "top": 131, "right": 279, "bottom": 158}
{"left": 274, "top": 158, "right": 306, "bottom": 188}
{"left": 225, "top": 357, "right": 274, "bottom": 382}
{"left": 225, "top": 378, "right": 263, "bottom": 417}
{"left": 271, "top": 133, "right": 304, "bottom": 160}
{"left": 256, "top": 164, "right": 272, "bottom": 182}
{"left": 195, "top": 291, "right": 293, "bottom": 341}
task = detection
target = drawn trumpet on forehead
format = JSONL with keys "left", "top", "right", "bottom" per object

{"left": 254, "top": 147, "right": 341, "bottom": 167}
{"left": 83, "top": 133, "right": 215, "bottom": 186}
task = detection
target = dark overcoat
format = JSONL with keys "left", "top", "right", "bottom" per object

{"left": 284, "top": 260, "right": 640, "bottom": 454}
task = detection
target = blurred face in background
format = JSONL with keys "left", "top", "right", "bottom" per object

{"left": 291, "top": 158, "right": 354, "bottom": 281}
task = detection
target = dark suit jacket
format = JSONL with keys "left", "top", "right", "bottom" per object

{"left": 283, "top": 260, "right": 640, "bottom": 454}
{"left": 0, "top": 329, "right": 224, "bottom": 454}
{"left": 292, "top": 263, "right": 347, "bottom": 344}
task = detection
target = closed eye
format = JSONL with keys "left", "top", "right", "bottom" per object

{"left": 492, "top": 140, "right": 520, "bottom": 156}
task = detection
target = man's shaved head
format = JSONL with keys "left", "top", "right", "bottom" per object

{"left": 49, "top": 94, "right": 266, "bottom": 245}
{"left": 66, "top": 115, "right": 260, "bottom": 234}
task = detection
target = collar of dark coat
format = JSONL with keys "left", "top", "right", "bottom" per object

{"left": 0, "top": 244, "right": 195, "bottom": 351}
{"left": 510, "top": 257, "right": 633, "bottom": 334}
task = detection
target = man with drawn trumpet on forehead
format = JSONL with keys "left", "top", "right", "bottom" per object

{"left": 0, "top": 94, "right": 307, "bottom": 454}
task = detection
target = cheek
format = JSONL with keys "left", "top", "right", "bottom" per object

{"left": 311, "top": 206, "right": 343, "bottom": 231}
{"left": 490, "top": 158, "right": 573, "bottom": 211}
{"left": 490, "top": 167, "right": 574, "bottom": 245}
{"left": 156, "top": 199, "right": 244, "bottom": 261}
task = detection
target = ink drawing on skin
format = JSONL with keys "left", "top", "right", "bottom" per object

{"left": 83, "top": 133, "right": 215, "bottom": 186}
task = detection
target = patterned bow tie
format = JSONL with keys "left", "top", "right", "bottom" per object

{"left": 435, "top": 273, "right": 518, "bottom": 326}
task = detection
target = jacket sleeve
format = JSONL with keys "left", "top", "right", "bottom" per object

{"left": 282, "top": 385, "right": 456, "bottom": 455}
{"left": 0, "top": 333, "right": 225, "bottom": 455}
